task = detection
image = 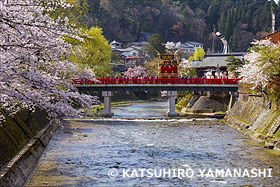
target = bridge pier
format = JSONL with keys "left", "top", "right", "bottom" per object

{"left": 227, "top": 91, "right": 237, "bottom": 112}
{"left": 167, "top": 91, "right": 179, "bottom": 117}
{"left": 102, "top": 91, "right": 113, "bottom": 117}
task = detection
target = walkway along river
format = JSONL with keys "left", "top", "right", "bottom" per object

{"left": 25, "top": 102, "right": 280, "bottom": 186}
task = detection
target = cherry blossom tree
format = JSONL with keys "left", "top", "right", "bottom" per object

{"left": 238, "top": 39, "right": 280, "bottom": 108}
{"left": 124, "top": 66, "right": 147, "bottom": 78}
{"left": 0, "top": 0, "right": 97, "bottom": 122}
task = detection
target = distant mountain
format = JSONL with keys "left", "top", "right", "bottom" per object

{"left": 83, "top": 0, "right": 279, "bottom": 52}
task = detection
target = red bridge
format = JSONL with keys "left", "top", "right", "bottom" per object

{"left": 72, "top": 78, "right": 240, "bottom": 85}
{"left": 72, "top": 78, "right": 240, "bottom": 117}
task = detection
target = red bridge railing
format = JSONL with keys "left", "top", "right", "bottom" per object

{"left": 72, "top": 78, "right": 241, "bottom": 85}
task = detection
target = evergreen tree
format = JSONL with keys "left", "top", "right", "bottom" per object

{"left": 146, "top": 34, "right": 166, "bottom": 58}
{"left": 229, "top": 28, "right": 238, "bottom": 52}
{"left": 84, "top": 0, "right": 280, "bottom": 52}
{"left": 226, "top": 56, "right": 245, "bottom": 77}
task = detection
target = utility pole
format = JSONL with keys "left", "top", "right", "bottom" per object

{"left": 212, "top": 26, "right": 216, "bottom": 53}
{"left": 272, "top": 7, "right": 276, "bottom": 33}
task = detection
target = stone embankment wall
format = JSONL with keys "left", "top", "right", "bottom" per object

{"left": 224, "top": 96, "right": 280, "bottom": 150}
{"left": 0, "top": 109, "right": 58, "bottom": 187}
{"left": 176, "top": 92, "right": 230, "bottom": 113}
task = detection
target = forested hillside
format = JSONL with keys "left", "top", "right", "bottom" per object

{"left": 82, "top": 0, "right": 280, "bottom": 52}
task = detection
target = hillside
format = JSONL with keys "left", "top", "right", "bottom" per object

{"left": 83, "top": 0, "right": 280, "bottom": 52}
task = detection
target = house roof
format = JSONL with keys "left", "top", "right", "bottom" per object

{"left": 131, "top": 41, "right": 148, "bottom": 45}
{"left": 184, "top": 43, "right": 195, "bottom": 48}
{"left": 131, "top": 46, "right": 144, "bottom": 51}
{"left": 259, "top": 31, "right": 280, "bottom": 44}
{"left": 110, "top": 40, "right": 122, "bottom": 45}
{"left": 140, "top": 32, "right": 155, "bottom": 41}
{"left": 175, "top": 43, "right": 193, "bottom": 49}
{"left": 191, "top": 53, "right": 245, "bottom": 68}
{"left": 115, "top": 47, "right": 135, "bottom": 52}
{"left": 125, "top": 56, "right": 143, "bottom": 59}
{"left": 111, "top": 64, "right": 127, "bottom": 72}
{"left": 185, "top": 41, "right": 204, "bottom": 46}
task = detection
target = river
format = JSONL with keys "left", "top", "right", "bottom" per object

{"left": 25, "top": 102, "right": 280, "bottom": 187}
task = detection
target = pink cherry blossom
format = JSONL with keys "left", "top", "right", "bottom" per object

{"left": 0, "top": 0, "right": 97, "bottom": 122}
{"left": 124, "top": 66, "right": 147, "bottom": 78}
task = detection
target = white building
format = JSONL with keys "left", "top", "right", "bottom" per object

{"left": 165, "top": 41, "right": 204, "bottom": 53}
{"left": 110, "top": 40, "right": 122, "bottom": 50}
{"left": 115, "top": 47, "right": 144, "bottom": 57}
{"left": 185, "top": 41, "right": 204, "bottom": 52}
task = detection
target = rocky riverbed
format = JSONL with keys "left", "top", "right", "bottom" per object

{"left": 25, "top": 102, "right": 280, "bottom": 187}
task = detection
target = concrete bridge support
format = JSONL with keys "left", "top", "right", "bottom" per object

{"left": 102, "top": 91, "right": 113, "bottom": 117}
{"left": 227, "top": 91, "right": 237, "bottom": 112}
{"left": 167, "top": 91, "right": 179, "bottom": 117}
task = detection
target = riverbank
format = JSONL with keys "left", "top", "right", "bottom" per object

{"left": 88, "top": 100, "right": 150, "bottom": 116}
{"left": 175, "top": 92, "right": 228, "bottom": 119}
{"left": 224, "top": 95, "right": 280, "bottom": 150}
{"left": 0, "top": 109, "right": 58, "bottom": 187}
{"left": 176, "top": 92, "right": 280, "bottom": 150}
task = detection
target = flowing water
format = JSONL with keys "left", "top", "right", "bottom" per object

{"left": 26, "top": 102, "right": 280, "bottom": 187}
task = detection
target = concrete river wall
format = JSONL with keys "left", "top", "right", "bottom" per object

{"left": 0, "top": 109, "right": 58, "bottom": 187}
{"left": 224, "top": 96, "right": 280, "bottom": 150}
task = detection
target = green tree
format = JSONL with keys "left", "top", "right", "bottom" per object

{"left": 225, "top": 9, "right": 234, "bottom": 39}
{"left": 226, "top": 56, "right": 245, "bottom": 77}
{"left": 189, "top": 47, "right": 205, "bottom": 62}
{"left": 218, "top": 11, "right": 226, "bottom": 35}
{"left": 45, "top": 0, "right": 89, "bottom": 27}
{"left": 68, "top": 27, "right": 113, "bottom": 77}
{"left": 145, "top": 58, "right": 159, "bottom": 76}
{"left": 146, "top": 34, "right": 166, "bottom": 58}
{"left": 193, "top": 48, "right": 205, "bottom": 60}
{"left": 111, "top": 52, "right": 121, "bottom": 64}
{"left": 207, "top": 0, "right": 220, "bottom": 26}
{"left": 188, "top": 56, "right": 194, "bottom": 62}
{"left": 229, "top": 28, "right": 238, "bottom": 52}
{"left": 240, "top": 41, "right": 280, "bottom": 109}
{"left": 256, "top": 43, "right": 280, "bottom": 107}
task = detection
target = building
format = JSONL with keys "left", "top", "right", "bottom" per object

{"left": 131, "top": 32, "right": 155, "bottom": 47}
{"left": 191, "top": 53, "right": 245, "bottom": 77}
{"left": 124, "top": 56, "right": 144, "bottom": 68}
{"left": 185, "top": 41, "right": 204, "bottom": 52}
{"left": 174, "top": 42, "right": 194, "bottom": 53}
{"left": 110, "top": 40, "right": 122, "bottom": 50}
{"left": 114, "top": 47, "right": 145, "bottom": 68}
{"left": 259, "top": 31, "right": 280, "bottom": 44}
{"left": 115, "top": 46, "right": 145, "bottom": 57}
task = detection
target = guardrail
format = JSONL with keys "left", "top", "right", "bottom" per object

{"left": 71, "top": 78, "right": 241, "bottom": 85}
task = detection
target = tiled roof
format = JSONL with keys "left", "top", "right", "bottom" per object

{"left": 140, "top": 32, "right": 154, "bottom": 41}
{"left": 191, "top": 53, "right": 245, "bottom": 68}
{"left": 186, "top": 41, "right": 204, "bottom": 46}
{"left": 131, "top": 41, "right": 148, "bottom": 45}
{"left": 115, "top": 47, "right": 134, "bottom": 52}
{"left": 259, "top": 31, "right": 280, "bottom": 44}
{"left": 110, "top": 40, "right": 122, "bottom": 44}
{"left": 125, "top": 56, "right": 143, "bottom": 59}
{"left": 175, "top": 43, "right": 193, "bottom": 49}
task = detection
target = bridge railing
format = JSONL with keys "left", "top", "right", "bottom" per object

{"left": 71, "top": 78, "right": 241, "bottom": 85}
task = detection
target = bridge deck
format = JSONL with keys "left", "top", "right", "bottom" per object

{"left": 73, "top": 78, "right": 240, "bottom": 92}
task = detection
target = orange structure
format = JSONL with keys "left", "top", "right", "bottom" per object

{"left": 158, "top": 54, "right": 179, "bottom": 78}
{"left": 260, "top": 31, "right": 280, "bottom": 44}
